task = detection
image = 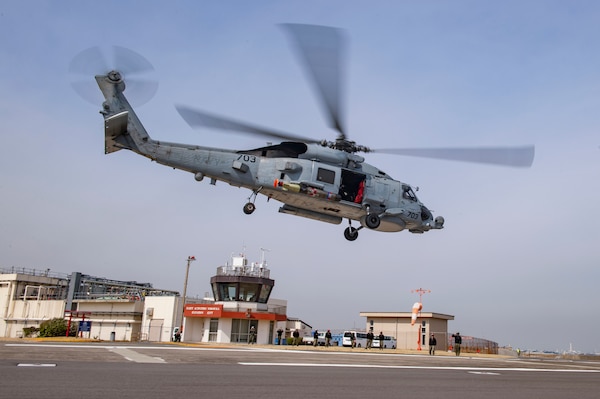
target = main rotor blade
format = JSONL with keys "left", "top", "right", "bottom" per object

{"left": 372, "top": 146, "right": 535, "bottom": 168}
{"left": 176, "top": 105, "right": 320, "bottom": 144}
{"left": 282, "top": 24, "right": 346, "bottom": 139}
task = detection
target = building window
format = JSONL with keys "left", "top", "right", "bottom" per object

{"left": 215, "top": 283, "right": 237, "bottom": 301}
{"left": 238, "top": 283, "right": 259, "bottom": 302}
{"left": 258, "top": 284, "right": 272, "bottom": 303}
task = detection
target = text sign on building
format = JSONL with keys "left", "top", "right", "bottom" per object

{"left": 184, "top": 304, "right": 223, "bottom": 317}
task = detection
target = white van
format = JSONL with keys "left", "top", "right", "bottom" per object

{"left": 373, "top": 335, "right": 396, "bottom": 349}
{"left": 342, "top": 331, "right": 368, "bottom": 347}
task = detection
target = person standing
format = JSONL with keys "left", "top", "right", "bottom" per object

{"left": 429, "top": 333, "right": 437, "bottom": 355}
{"left": 378, "top": 332, "right": 385, "bottom": 350}
{"left": 366, "top": 330, "right": 374, "bottom": 349}
{"left": 249, "top": 326, "right": 256, "bottom": 344}
{"left": 313, "top": 329, "right": 319, "bottom": 347}
{"left": 452, "top": 332, "right": 462, "bottom": 356}
{"left": 277, "top": 328, "right": 284, "bottom": 345}
{"left": 293, "top": 329, "right": 300, "bottom": 346}
{"left": 325, "top": 329, "right": 332, "bottom": 347}
{"left": 351, "top": 332, "right": 356, "bottom": 348}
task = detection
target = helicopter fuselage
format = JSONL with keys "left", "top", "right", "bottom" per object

{"left": 97, "top": 73, "right": 444, "bottom": 240}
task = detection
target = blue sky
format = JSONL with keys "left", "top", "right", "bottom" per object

{"left": 1, "top": 0, "right": 599, "bottom": 353}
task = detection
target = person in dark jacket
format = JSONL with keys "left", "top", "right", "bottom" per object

{"left": 452, "top": 332, "right": 462, "bottom": 356}
{"left": 429, "top": 334, "right": 437, "bottom": 355}
{"left": 378, "top": 332, "right": 385, "bottom": 350}
{"left": 366, "top": 330, "right": 374, "bottom": 349}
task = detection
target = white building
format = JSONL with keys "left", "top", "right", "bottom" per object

{"left": 0, "top": 268, "right": 179, "bottom": 341}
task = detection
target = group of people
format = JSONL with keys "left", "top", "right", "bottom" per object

{"left": 282, "top": 328, "right": 334, "bottom": 346}
{"left": 274, "top": 327, "right": 463, "bottom": 356}
{"left": 361, "top": 331, "right": 385, "bottom": 350}
{"left": 428, "top": 332, "right": 461, "bottom": 356}
{"left": 310, "top": 329, "right": 334, "bottom": 347}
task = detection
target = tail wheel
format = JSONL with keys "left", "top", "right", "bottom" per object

{"left": 344, "top": 226, "right": 359, "bottom": 241}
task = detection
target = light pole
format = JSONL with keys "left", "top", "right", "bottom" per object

{"left": 180, "top": 256, "right": 196, "bottom": 333}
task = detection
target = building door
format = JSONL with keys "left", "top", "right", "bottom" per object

{"left": 231, "top": 319, "right": 258, "bottom": 343}
{"left": 268, "top": 321, "right": 274, "bottom": 345}
{"left": 208, "top": 318, "right": 218, "bottom": 342}
{"left": 148, "top": 319, "right": 163, "bottom": 341}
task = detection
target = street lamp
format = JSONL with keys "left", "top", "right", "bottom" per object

{"left": 180, "top": 256, "right": 196, "bottom": 332}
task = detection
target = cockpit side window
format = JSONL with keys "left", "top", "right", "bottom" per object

{"left": 402, "top": 185, "right": 417, "bottom": 201}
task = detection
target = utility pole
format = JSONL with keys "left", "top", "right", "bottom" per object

{"left": 180, "top": 256, "right": 196, "bottom": 332}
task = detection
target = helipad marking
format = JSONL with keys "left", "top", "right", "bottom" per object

{"left": 108, "top": 347, "right": 165, "bottom": 363}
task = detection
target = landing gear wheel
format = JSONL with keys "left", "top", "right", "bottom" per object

{"left": 243, "top": 202, "right": 256, "bottom": 215}
{"left": 344, "top": 227, "right": 359, "bottom": 241}
{"left": 365, "top": 213, "right": 381, "bottom": 229}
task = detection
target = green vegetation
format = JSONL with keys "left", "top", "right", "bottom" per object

{"left": 38, "top": 318, "right": 77, "bottom": 337}
{"left": 22, "top": 326, "right": 39, "bottom": 337}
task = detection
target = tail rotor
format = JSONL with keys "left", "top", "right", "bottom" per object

{"left": 69, "top": 46, "right": 158, "bottom": 106}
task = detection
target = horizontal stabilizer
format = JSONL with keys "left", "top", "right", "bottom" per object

{"left": 105, "top": 111, "right": 129, "bottom": 154}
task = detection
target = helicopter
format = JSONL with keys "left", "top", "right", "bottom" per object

{"left": 75, "top": 24, "right": 534, "bottom": 241}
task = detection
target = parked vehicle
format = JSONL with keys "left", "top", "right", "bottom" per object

{"left": 342, "top": 331, "right": 368, "bottom": 347}
{"left": 303, "top": 330, "right": 327, "bottom": 346}
{"left": 373, "top": 335, "right": 396, "bottom": 349}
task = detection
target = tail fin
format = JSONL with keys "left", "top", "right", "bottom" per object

{"left": 96, "top": 73, "right": 153, "bottom": 156}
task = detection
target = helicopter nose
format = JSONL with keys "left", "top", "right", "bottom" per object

{"left": 434, "top": 216, "right": 445, "bottom": 229}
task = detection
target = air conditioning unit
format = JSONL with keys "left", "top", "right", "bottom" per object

{"left": 146, "top": 308, "right": 154, "bottom": 317}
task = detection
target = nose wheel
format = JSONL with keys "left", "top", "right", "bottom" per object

{"left": 364, "top": 205, "right": 381, "bottom": 229}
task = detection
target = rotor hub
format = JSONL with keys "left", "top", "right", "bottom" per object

{"left": 107, "top": 71, "right": 122, "bottom": 82}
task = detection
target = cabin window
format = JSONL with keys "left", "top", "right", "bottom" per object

{"left": 317, "top": 168, "right": 335, "bottom": 184}
{"left": 402, "top": 185, "right": 417, "bottom": 201}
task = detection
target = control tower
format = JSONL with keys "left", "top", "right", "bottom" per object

{"left": 210, "top": 254, "right": 274, "bottom": 303}
{"left": 182, "top": 251, "right": 286, "bottom": 344}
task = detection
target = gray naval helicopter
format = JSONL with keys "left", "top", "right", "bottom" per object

{"left": 73, "top": 24, "right": 534, "bottom": 241}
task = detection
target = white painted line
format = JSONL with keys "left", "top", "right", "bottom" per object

{"left": 17, "top": 363, "right": 56, "bottom": 367}
{"left": 468, "top": 371, "right": 500, "bottom": 375}
{"left": 238, "top": 362, "right": 600, "bottom": 373}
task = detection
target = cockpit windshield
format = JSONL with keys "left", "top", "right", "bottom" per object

{"left": 402, "top": 185, "right": 417, "bottom": 201}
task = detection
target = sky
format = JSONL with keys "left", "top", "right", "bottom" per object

{"left": 1, "top": 0, "right": 599, "bottom": 353}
